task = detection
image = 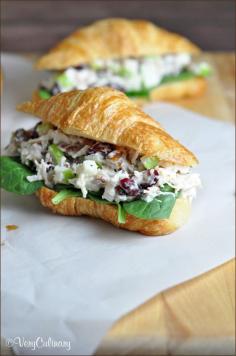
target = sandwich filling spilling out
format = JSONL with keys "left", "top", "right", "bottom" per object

{"left": 38, "top": 53, "right": 211, "bottom": 99}
{"left": 2, "top": 122, "right": 201, "bottom": 223}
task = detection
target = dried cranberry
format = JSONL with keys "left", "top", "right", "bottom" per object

{"left": 87, "top": 142, "right": 114, "bottom": 157}
{"left": 75, "top": 65, "right": 86, "bottom": 70}
{"left": 139, "top": 183, "right": 149, "bottom": 189}
{"left": 115, "top": 186, "right": 126, "bottom": 195}
{"left": 26, "top": 129, "right": 39, "bottom": 140}
{"left": 120, "top": 178, "right": 132, "bottom": 189}
{"left": 14, "top": 128, "right": 38, "bottom": 142}
{"left": 147, "top": 169, "right": 159, "bottom": 184}
{"left": 66, "top": 144, "right": 84, "bottom": 153}
{"left": 140, "top": 169, "right": 159, "bottom": 189}
{"left": 59, "top": 143, "right": 68, "bottom": 149}
{"left": 118, "top": 178, "right": 140, "bottom": 197}
{"left": 147, "top": 169, "right": 159, "bottom": 177}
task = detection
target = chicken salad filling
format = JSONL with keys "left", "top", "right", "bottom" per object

{"left": 6, "top": 122, "right": 201, "bottom": 206}
{"left": 38, "top": 54, "right": 211, "bottom": 99}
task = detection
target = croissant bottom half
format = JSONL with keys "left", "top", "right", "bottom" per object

{"left": 37, "top": 187, "right": 191, "bottom": 236}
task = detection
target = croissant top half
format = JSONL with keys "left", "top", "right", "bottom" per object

{"left": 17, "top": 87, "right": 198, "bottom": 167}
{"left": 36, "top": 18, "right": 200, "bottom": 70}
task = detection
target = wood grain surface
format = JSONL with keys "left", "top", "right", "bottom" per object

{"left": 95, "top": 52, "right": 235, "bottom": 355}
{"left": 1, "top": 0, "right": 235, "bottom": 52}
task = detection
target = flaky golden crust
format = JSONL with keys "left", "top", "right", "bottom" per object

{"left": 140, "top": 77, "right": 207, "bottom": 104}
{"left": 106, "top": 78, "right": 206, "bottom": 106}
{"left": 36, "top": 18, "right": 200, "bottom": 70}
{"left": 32, "top": 90, "right": 40, "bottom": 102}
{"left": 18, "top": 87, "right": 198, "bottom": 166}
{"left": 37, "top": 187, "right": 191, "bottom": 236}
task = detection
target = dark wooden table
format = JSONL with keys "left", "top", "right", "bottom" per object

{"left": 1, "top": 0, "right": 235, "bottom": 52}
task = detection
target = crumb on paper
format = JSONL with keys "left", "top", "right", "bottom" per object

{"left": 6, "top": 225, "right": 18, "bottom": 231}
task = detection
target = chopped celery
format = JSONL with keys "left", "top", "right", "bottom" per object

{"left": 196, "top": 63, "right": 212, "bottom": 77}
{"left": 56, "top": 73, "right": 73, "bottom": 88}
{"left": 116, "top": 67, "right": 132, "bottom": 78}
{"left": 52, "top": 189, "right": 82, "bottom": 205}
{"left": 36, "top": 122, "right": 54, "bottom": 136}
{"left": 144, "top": 54, "right": 160, "bottom": 60}
{"left": 63, "top": 169, "right": 75, "bottom": 183}
{"left": 96, "top": 162, "right": 103, "bottom": 169}
{"left": 39, "top": 89, "right": 51, "bottom": 100}
{"left": 49, "top": 144, "right": 64, "bottom": 164}
{"left": 117, "top": 203, "right": 126, "bottom": 224}
{"left": 142, "top": 156, "right": 159, "bottom": 169}
{"left": 126, "top": 70, "right": 198, "bottom": 98}
{"left": 90, "top": 60, "right": 103, "bottom": 70}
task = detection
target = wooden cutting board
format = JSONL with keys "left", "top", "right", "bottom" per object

{"left": 96, "top": 52, "right": 235, "bottom": 355}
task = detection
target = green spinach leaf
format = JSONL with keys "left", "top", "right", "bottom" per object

{"left": 160, "top": 70, "right": 195, "bottom": 85}
{"left": 87, "top": 191, "right": 114, "bottom": 205}
{"left": 123, "top": 194, "right": 176, "bottom": 220}
{"left": 0, "top": 156, "right": 43, "bottom": 195}
{"left": 126, "top": 87, "right": 151, "bottom": 98}
{"left": 54, "top": 183, "right": 74, "bottom": 191}
{"left": 160, "top": 183, "right": 175, "bottom": 193}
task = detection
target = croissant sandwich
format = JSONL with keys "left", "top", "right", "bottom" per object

{"left": 1, "top": 87, "right": 201, "bottom": 236}
{"left": 35, "top": 18, "right": 211, "bottom": 103}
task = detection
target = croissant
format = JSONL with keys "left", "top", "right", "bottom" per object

{"left": 34, "top": 18, "right": 207, "bottom": 103}
{"left": 18, "top": 88, "right": 197, "bottom": 167}
{"left": 14, "top": 87, "right": 200, "bottom": 236}
{"left": 36, "top": 18, "right": 200, "bottom": 70}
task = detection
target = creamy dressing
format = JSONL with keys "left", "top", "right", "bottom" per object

{"left": 40, "top": 53, "right": 208, "bottom": 95}
{"left": 7, "top": 125, "right": 201, "bottom": 203}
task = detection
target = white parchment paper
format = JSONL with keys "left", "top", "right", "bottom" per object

{"left": 1, "top": 54, "right": 235, "bottom": 355}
